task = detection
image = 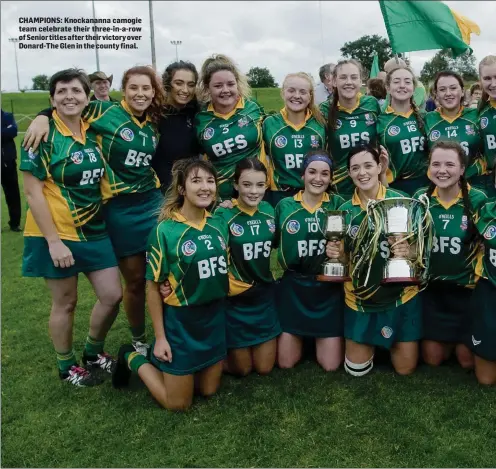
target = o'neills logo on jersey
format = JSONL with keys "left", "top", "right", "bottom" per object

{"left": 152, "top": 136, "right": 157, "bottom": 148}
{"left": 481, "top": 117, "right": 489, "bottom": 129}
{"left": 181, "top": 240, "right": 197, "bottom": 256}
{"left": 71, "top": 151, "right": 84, "bottom": 164}
{"left": 465, "top": 125, "right": 475, "bottom": 136}
{"left": 350, "top": 225, "right": 359, "bottom": 238}
{"left": 267, "top": 219, "right": 276, "bottom": 233}
{"left": 274, "top": 135, "right": 287, "bottom": 148}
{"left": 230, "top": 223, "right": 244, "bottom": 237}
{"left": 310, "top": 135, "right": 319, "bottom": 148}
{"left": 238, "top": 117, "right": 249, "bottom": 127}
{"left": 120, "top": 128, "right": 134, "bottom": 142}
{"left": 484, "top": 225, "right": 496, "bottom": 240}
{"left": 388, "top": 125, "right": 401, "bottom": 137}
{"left": 430, "top": 130, "right": 441, "bottom": 142}
{"left": 365, "top": 113, "right": 375, "bottom": 126}
{"left": 381, "top": 326, "right": 393, "bottom": 339}
{"left": 286, "top": 220, "right": 300, "bottom": 234}
{"left": 335, "top": 119, "right": 342, "bottom": 130}
{"left": 218, "top": 236, "right": 227, "bottom": 250}
{"left": 203, "top": 127, "right": 215, "bottom": 140}
{"left": 461, "top": 215, "right": 468, "bottom": 231}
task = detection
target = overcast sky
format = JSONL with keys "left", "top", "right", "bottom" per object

{"left": 1, "top": 0, "right": 495, "bottom": 92}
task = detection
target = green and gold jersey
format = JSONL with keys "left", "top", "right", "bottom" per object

{"left": 215, "top": 200, "right": 275, "bottom": 295}
{"left": 262, "top": 109, "right": 325, "bottom": 190}
{"left": 475, "top": 200, "right": 496, "bottom": 287}
{"left": 195, "top": 98, "right": 265, "bottom": 200}
{"left": 83, "top": 99, "right": 160, "bottom": 198}
{"left": 479, "top": 99, "right": 496, "bottom": 170}
{"left": 145, "top": 211, "right": 229, "bottom": 306}
{"left": 275, "top": 191, "right": 345, "bottom": 275}
{"left": 320, "top": 94, "right": 380, "bottom": 196}
{"left": 425, "top": 107, "right": 485, "bottom": 181}
{"left": 341, "top": 184, "right": 419, "bottom": 312}
{"left": 20, "top": 112, "right": 106, "bottom": 241}
{"left": 413, "top": 185, "right": 486, "bottom": 287}
{"left": 377, "top": 107, "right": 428, "bottom": 183}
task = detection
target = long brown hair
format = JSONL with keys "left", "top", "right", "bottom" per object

{"left": 386, "top": 66, "right": 424, "bottom": 132}
{"left": 159, "top": 158, "right": 218, "bottom": 221}
{"left": 121, "top": 66, "right": 166, "bottom": 124}
{"left": 478, "top": 55, "right": 496, "bottom": 113}
{"left": 281, "top": 72, "right": 325, "bottom": 125}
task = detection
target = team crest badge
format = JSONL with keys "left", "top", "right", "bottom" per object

{"left": 203, "top": 127, "right": 215, "bottom": 140}
{"left": 310, "top": 135, "right": 320, "bottom": 148}
{"left": 335, "top": 119, "right": 342, "bottom": 130}
{"left": 286, "top": 220, "right": 300, "bottom": 234}
{"left": 381, "top": 326, "right": 393, "bottom": 339}
{"left": 274, "top": 135, "right": 287, "bottom": 149}
{"left": 267, "top": 219, "right": 276, "bottom": 233}
{"left": 465, "top": 125, "right": 475, "bottom": 136}
{"left": 460, "top": 215, "right": 468, "bottom": 231}
{"left": 481, "top": 117, "right": 489, "bottom": 130}
{"left": 238, "top": 117, "right": 249, "bottom": 128}
{"left": 430, "top": 130, "right": 441, "bottom": 142}
{"left": 350, "top": 225, "right": 359, "bottom": 238}
{"left": 71, "top": 151, "right": 84, "bottom": 165}
{"left": 388, "top": 125, "right": 401, "bottom": 137}
{"left": 218, "top": 236, "right": 227, "bottom": 251}
{"left": 28, "top": 148, "right": 37, "bottom": 160}
{"left": 484, "top": 225, "right": 496, "bottom": 240}
{"left": 120, "top": 128, "right": 134, "bottom": 142}
{"left": 230, "top": 223, "right": 244, "bottom": 237}
{"left": 181, "top": 240, "right": 197, "bottom": 256}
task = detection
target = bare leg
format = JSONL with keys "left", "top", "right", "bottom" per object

{"left": 421, "top": 340, "right": 453, "bottom": 366}
{"left": 455, "top": 344, "right": 474, "bottom": 370}
{"left": 252, "top": 339, "right": 277, "bottom": 375}
{"left": 118, "top": 254, "right": 146, "bottom": 333}
{"left": 277, "top": 333, "right": 303, "bottom": 369}
{"left": 225, "top": 348, "right": 253, "bottom": 377}
{"left": 474, "top": 356, "right": 496, "bottom": 385}
{"left": 315, "top": 337, "right": 343, "bottom": 371}
{"left": 194, "top": 361, "right": 224, "bottom": 397}
{"left": 391, "top": 341, "right": 418, "bottom": 375}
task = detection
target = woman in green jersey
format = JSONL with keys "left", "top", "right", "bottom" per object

{"left": 327, "top": 144, "right": 422, "bottom": 376}
{"left": 469, "top": 199, "right": 496, "bottom": 385}
{"left": 195, "top": 54, "right": 265, "bottom": 201}
{"left": 415, "top": 141, "right": 486, "bottom": 369}
{"left": 21, "top": 69, "right": 122, "bottom": 387}
{"left": 216, "top": 158, "right": 281, "bottom": 376}
{"left": 23, "top": 66, "right": 166, "bottom": 356}
{"left": 378, "top": 67, "right": 429, "bottom": 195}
{"left": 320, "top": 59, "right": 381, "bottom": 198}
{"left": 425, "top": 71, "right": 486, "bottom": 190}
{"left": 113, "top": 159, "right": 229, "bottom": 410}
{"left": 478, "top": 55, "right": 496, "bottom": 180}
{"left": 262, "top": 72, "right": 326, "bottom": 207}
{"left": 275, "top": 150, "right": 345, "bottom": 371}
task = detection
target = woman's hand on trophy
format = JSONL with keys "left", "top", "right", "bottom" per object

{"left": 388, "top": 236, "right": 410, "bottom": 258}
{"left": 326, "top": 240, "right": 344, "bottom": 260}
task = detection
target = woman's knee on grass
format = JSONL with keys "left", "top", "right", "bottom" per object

{"left": 456, "top": 344, "right": 474, "bottom": 370}
{"left": 421, "top": 340, "right": 448, "bottom": 366}
{"left": 391, "top": 342, "right": 418, "bottom": 376}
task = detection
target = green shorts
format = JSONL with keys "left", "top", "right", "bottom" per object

{"left": 344, "top": 295, "right": 422, "bottom": 350}
{"left": 390, "top": 175, "right": 429, "bottom": 196}
{"left": 422, "top": 282, "right": 473, "bottom": 343}
{"left": 22, "top": 236, "right": 117, "bottom": 279}
{"left": 150, "top": 299, "right": 227, "bottom": 376}
{"left": 226, "top": 282, "right": 281, "bottom": 349}
{"left": 103, "top": 189, "right": 163, "bottom": 259}
{"left": 469, "top": 279, "right": 496, "bottom": 361}
{"left": 275, "top": 271, "right": 344, "bottom": 338}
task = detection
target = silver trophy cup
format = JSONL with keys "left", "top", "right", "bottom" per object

{"left": 370, "top": 198, "right": 420, "bottom": 285}
{"left": 315, "top": 209, "right": 350, "bottom": 282}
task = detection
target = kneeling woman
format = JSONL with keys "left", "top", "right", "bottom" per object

{"left": 21, "top": 69, "right": 122, "bottom": 386}
{"left": 215, "top": 158, "right": 281, "bottom": 376}
{"left": 329, "top": 144, "right": 422, "bottom": 376}
{"left": 414, "top": 141, "right": 486, "bottom": 369}
{"left": 113, "top": 159, "right": 229, "bottom": 410}
{"left": 274, "top": 150, "right": 345, "bottom": 371}
{"left": 470, "top": 198, "right": 496, "bottom": 385}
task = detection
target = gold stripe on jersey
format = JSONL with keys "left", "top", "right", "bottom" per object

{"left": 431, "top": 186, "right": 463, "bottom": 209}
{"left": 228, "top": 274, "right": 252, "bottom": 296}
{"left": 53, "top": 111, "right": 90, "bottom": 143}
{"left": 171, "top": 210, "right": 211, "bottom": 231}
{"left": 207, "top": 97, "right": 245, "bottom": 120}
{"left": 280, "top": 108, "right": 312, "bottom": 131}
{"left": 120, "top": 100, "right": 153, "bottom": 128}
{"left": 384, "top": 106, "right": 414, "bottom": 119}
{"left": 338, "top": 93, "right": 363, "bottom": 113}
{"left": 436, "top": 106, "right": 464, "bottom": 124}
{"left": 350, "top": 183, "right": 387, "bottom": 209}
{"left": 293, "top": 190, "right": 330, "bottom": 213}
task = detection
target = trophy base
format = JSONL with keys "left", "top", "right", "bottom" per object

{"left": 381, "top": 277, "right": 421, "bottom": 285}
{"left": 316, "top": 274, "right": 351, "bottom": 283}
{"left": 382, "top": 258, "right": 419, "bottom": 285}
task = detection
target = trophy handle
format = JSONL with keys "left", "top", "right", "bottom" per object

{"left": 314, "top": 208, "right": 327, "bottom": 237}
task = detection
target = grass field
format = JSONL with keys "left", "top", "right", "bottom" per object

{"left": 2, "top": 91, "right": 496, "bottom": 468}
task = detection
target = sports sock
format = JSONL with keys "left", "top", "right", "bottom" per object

{"left": 84, "top": 336, "right": 105, "bottom": 357}
{"left": 56, "top": 349, "right": 78, "bottom": 373}
{"left": 130, "top": 325, "right": 146, "bottom": 344}
{"left": 125, "top": 351, "right": 148, "bottom": 373}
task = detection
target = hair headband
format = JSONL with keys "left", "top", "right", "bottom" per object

{"left": 303, "top": 154, "right": 333, "bottom": 171}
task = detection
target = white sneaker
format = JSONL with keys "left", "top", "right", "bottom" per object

{"left": 132, "top": 341, "right": 150, "bottom": 357}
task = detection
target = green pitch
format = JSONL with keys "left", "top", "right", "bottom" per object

{"left": 2, "top": 92, "right": 496, "bottom": 468}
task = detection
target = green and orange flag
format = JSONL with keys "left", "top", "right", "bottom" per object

{"left": 379, "top": 0, "right": 480, "bottom": 57}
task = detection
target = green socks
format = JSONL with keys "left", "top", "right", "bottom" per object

{"left": 125, "top": 351, "right": 148, "bottom": 373}
{"left": 84, "top": 336, "right": 105, "bottom": 357}
{"left": 56, "top": 349, "right": 77, "bottom": 373}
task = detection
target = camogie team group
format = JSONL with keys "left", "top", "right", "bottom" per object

{"left": 20, "top": 52, "right": 496, "bottom": 411}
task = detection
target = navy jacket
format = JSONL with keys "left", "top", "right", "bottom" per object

{"left": 1, "top": 110, "right": 18, "bottom": 163}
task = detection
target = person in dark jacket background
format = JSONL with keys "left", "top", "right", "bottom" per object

{"left": 1, "top": 109, "right": 22, "bottom": 231}
{"left": 153, "top": 61, "right": 201, "bottom": 192}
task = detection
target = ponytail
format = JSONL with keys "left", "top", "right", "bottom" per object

{"left": 410, "top": 96, "right": 425, "bottom": 132}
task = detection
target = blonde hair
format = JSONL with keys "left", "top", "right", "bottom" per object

{"left": 159, "top": 158, "right": 218, "bottom": 222}
{"left": 198, "top": 54, "right": 251, "bottom": 104}
{"left": 281, "top": 72, "right": 325, "bottom": 125}
{"left": 478, "top": 55, "right": 496, "bottom": 111}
